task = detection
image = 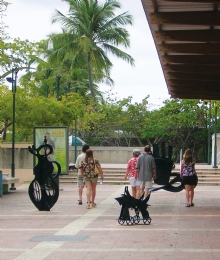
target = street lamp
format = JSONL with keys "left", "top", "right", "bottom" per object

{"left": 6, "top": 69, "right": 18, "bottom": 190}
{"left": 74, "top": 86, "right": 78, "bottom": 162}
{"left": 213, "top": 103, "right": 218, "bottom": 168}
{"left": 207, "top": 101, "right": 211, "bottom": 165}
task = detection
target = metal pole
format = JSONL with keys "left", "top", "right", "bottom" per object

{"left": 10, "top": 69, "right": 18, "bottom": 190}
{"left": 207, "top": 102, "right": 211, "bottom": 165}
{"left": 74, "top": 86, "right": 78, "bottom": 162}
{"left": 179, "top": 149, "right": 182, "bottom": 174}
{"left": 213, "top": 104, "right": 218, "bottom": 168}
{"left": 74, "top": 120, "right": 77, "bottom": 162}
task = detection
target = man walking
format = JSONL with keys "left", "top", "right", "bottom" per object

{"left": 75, "top": 144, "right": 89, "bottom": 205}
{"left": 136, "top": 145, "right": 156, "bottom": 198}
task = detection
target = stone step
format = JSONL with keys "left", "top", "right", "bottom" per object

{"left": 59, "top": 170, "right": 220, "bottom": 186}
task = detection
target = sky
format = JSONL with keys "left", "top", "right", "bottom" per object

{"left": 3, "top": 0, "right": 170, "bottom": 108}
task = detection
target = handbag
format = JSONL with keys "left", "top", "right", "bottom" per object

{"left": 94, "top": 160, "right": 100, "bottom": 175}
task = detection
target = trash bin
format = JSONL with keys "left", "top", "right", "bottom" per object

{"left": 0, "top": 170, "right": 3, "bottom": 197}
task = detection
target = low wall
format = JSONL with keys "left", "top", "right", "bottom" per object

{"left": 0, "top": 143, "right": 142, "bottom": 183}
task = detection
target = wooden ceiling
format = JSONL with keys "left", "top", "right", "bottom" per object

{"left": 141, "top": 0, "right": 220, "bottom": 100}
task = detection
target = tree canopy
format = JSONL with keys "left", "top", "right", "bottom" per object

{"left": 1, "top": 0, "right": 219, "bottom": 164}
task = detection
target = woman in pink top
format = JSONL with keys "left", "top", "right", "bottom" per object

{"left": 123, "top": 149, "right": 141, "bottom": 198}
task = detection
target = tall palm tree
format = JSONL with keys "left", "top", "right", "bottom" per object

{"left": 51, "top": 0, "right": 134, "bottom": 100}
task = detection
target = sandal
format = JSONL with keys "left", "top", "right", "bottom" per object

{"left": 86, "top": 205, "right": 90, "bottom": 209}
{"left": 190, "top": 203, "right": 194, "bottom": 207}
{"left": 185, "top": 204, "right": 190, "bottom": 207}
{"left": 92, "top": 203, "right": 96, "bottom": 208}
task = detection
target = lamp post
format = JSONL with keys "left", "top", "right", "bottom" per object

{"left": 74, "top": 86, "right": 78, "bottom": 162}
{"left": 207, "top": 101, "right": 211, "bottom": 165}
{"left": 213, "top": 103, "right": 218, "bottom": 168}
{"left": 6, "top": 69, "right": 18, "bottom": 190}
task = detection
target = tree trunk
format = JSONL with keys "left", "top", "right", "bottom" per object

{"left": 87, "top": 52, "right": 96, "bottom": 100}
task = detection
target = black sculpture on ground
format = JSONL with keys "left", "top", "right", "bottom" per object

{"left": 115, "top": 186, "right": 151, "bottom": 225}
{"left": 115, "top": 143, "right": 190, "bottom": 225}
{"left": 28, "top": 137, "right": 61, "bottom": 211}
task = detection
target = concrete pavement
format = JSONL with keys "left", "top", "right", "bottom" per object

{"left": 0, "top": 182, "right": 220, "bottom": 260}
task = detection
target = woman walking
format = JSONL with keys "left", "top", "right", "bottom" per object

{"left": 80, "top": 149, "right": 103, "bottom": 209}
{"left": 123, "top": 149, "right": 141, "bottom": 198}
{"left": 180, "top": 149, "right": 197, "bottom": 207}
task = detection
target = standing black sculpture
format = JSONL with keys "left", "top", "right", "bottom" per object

{"left": 151, "top": 142, "right": 184, "bottom": 193}
{"left": 28, "top": 136, "right": 61, "bottom": 211}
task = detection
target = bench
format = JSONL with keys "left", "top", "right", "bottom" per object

{"left": 2, "top": 177, "right": 20, "bottom": 193}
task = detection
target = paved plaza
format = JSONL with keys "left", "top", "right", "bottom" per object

{"left": 0, "top": 182, "right": 220, "bottom": 260}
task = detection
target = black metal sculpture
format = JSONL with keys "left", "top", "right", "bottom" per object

{"left": 115, "top": 143, "right": 190, "bottom": 225}
{"left": 151, "top": 142, "right": 184, "bottom": 193}
{"left": 28, "top": 137, "right": 61, "bottom": 211}
{"left": 115, "top": 186, "right": 151, "bottom": 225}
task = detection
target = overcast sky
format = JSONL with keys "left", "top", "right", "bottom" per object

{"left": 3, "top": 0, "right": 170, "bottom": 108}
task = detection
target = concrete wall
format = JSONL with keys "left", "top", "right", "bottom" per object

{"left": 0, "top": 143, "right": 143, "bottom": 183}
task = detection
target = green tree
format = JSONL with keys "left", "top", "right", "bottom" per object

{"left": 144, "top": 99, "right": 209, "bottom": 162}
{"left": 49, "top": 0, "right": 134, "bottom": 99}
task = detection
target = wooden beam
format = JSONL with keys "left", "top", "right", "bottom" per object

{"left": 161, "top": 54, "right": 220, "bottom": 65}
{"left": 162, "top": 0, "right": 219, "bottom": 2}
{"left": 148, "top": 12, "right": 220, "bottom": 26}
{"left": 170, "top": 94, "right": 220, "bottom": 100}
{"left": 168, "top": 81, "right": 220, "bottom": 90}
{"left": 154, "top": 30, "right": 220, "bottom": 42}
{"left": 169, "top": 90, "right": 220, "bottom": 100}
{"left": 167, "top": 71, "right": 220, "bottom": 80}
{"left": 163, "top": 64, "right": 220, "bottom": 73}
{"left": 158, "top": 43, "right": 220, "bottom": 54}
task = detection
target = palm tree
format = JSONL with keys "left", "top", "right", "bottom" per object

{"left": 50, "top": 0, "right": 134, "bottom": 100}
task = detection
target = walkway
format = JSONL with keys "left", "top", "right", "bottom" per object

{"left": 0, "top": 183, "right": 220, "bottom": 260}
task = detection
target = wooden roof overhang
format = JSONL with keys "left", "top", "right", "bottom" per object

{"left": 141, "top": 0, "right": 220, "bottom": 100}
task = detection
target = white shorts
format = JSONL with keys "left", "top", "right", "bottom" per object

{"left": 139, "top": 181, "right": 152, "bottom": 189}
{"left": 129, "top": 177, "right": 140, "bottom": 187}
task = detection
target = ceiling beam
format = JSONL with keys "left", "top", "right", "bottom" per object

{"left": 168, "top": 80, "right": 220, "bottom": 89}
{"left": 148, "top": 12, "right": 220, "bottom": 26}
{"left": 161, "top": 54, "right": 220, "bottom": 65}
{"left": 158, "top": 43, "right": 220, "bottom": 54}
{"left": 167, "top": 72, "right": 220, "bottom": 80}
{"left": 169, "top": 90, "right": 220, "bottom": 100}
{"left": 163, "top": 64, "right": 220, "bottom": 73}
{"left": 170, "top": 95, "right": 220, "bottom": 100}
{"left": 161, "top": 0, "right": 219, "bottom": 2}
{"left": 154, "top": 30, "right": 220, "bottom": 42}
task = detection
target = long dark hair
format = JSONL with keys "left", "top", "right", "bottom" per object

{"left": 183, "top": 149, "right": 193, "bottom": 164}
{"left": 85, "top": 149, "right": 94, "bottom": 163}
